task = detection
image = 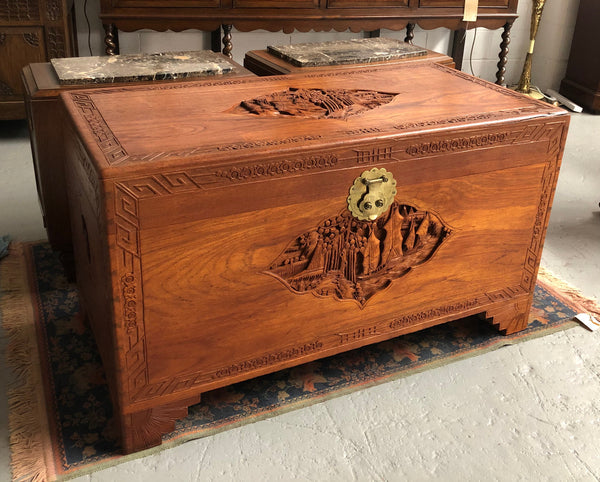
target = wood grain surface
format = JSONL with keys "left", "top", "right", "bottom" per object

{"left": 62, "top": 62, "right": 569, "bottom": 453}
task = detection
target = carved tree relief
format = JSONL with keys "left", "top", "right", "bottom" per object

{"left": 266, "top": 202, "right": 452, "bottom": 307}
{"left": 231, "top": 87, "right": 397, "bottom": 119}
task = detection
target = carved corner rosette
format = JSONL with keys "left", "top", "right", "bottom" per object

{"left": 266, "top": 201, "right": 452, "bottom": 308}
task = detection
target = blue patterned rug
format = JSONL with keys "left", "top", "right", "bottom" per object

{"left": 3, "top": 242, "right": 590, "bottom": 481}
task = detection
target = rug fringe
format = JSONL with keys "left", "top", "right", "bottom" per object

{"left": 538, "top": 266, "right": 600, "bottom": 319}
{"left": 1, "top": 243, "right": 51, "bottom": 482}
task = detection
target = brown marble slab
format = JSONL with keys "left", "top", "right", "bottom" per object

{"left": 50, "top": 51, "right": 234, "bottom": 85}
{"left": 267, "top": 38, "right": 428, "bottom": 68}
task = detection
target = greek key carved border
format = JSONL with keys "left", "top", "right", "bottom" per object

{"left": 71, "top": 93, "right": 129, "bottom": 165}
{"left": 114, "top": 184, "right": 148, "bottom": 401}
{"left": 431, "top": 63, "right": 558, "bottom": 107}
{"left": 393, "top": 106, "right": 540, "bottom": 132}
{"left": 518, "top": 122, "right": 566, "bottom": 291}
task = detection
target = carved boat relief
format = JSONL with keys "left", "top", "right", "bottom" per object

{"left": 230, "top": 87, "right": 397, "bottom": 119}
{"left": 266, "top": 202, "right": 452, "bottom": 307}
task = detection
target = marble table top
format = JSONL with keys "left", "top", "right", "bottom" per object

{"left": 51, "top": 51, "right": 235, "bottom": 85}
{"left": 267, "top": 38, "right": 428, "bottom": 68}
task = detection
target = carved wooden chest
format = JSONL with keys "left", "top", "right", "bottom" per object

{"left": 61, "top": 63, "right": 569, "bottom": 454}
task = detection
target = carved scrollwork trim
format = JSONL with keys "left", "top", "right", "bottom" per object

{"left": 392, "top": 107, "right": 540, "bottom": 131}
{"left": 46, "top": 27, "right": 66, "bottom": 58}
{"left": 405, "top": 132, "right": 509, "bottom": 156}
{"left": 23, "top": 32, "right": 40, "bottom": 47}
{"left": 215, "top": 154, "right": 338, "bottom": 181}
{"left": 46, "top": 0, "right": 62, "bottom": 21}
{"left": 431, "top": 62, "right": 545, "bottom": 103}
{"left": 0, "top": 0, "right": 40, "bottom": 21}
{"left": 0, "top": 80, "right": 14, "bottom": 96}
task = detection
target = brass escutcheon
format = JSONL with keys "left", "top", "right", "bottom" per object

{"left": 347, "top": 167, "right": 397, "bottom": 221}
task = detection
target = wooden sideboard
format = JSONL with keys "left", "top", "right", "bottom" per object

{"left": 99, "top": 0, "right": 519, "bottom": 85}
{"left": 0, "top": 0, "right": 76, "bottom": 119}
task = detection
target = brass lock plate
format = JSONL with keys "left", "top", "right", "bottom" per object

{"left": 347, "top": 167, "right": 397, "bottom": 221}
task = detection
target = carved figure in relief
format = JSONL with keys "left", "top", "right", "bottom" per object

{"left": 231, "top": 87, "right": 397, "bottom": 119}
{"left": 266, "top": 202, "right": 452, "bottom": 307}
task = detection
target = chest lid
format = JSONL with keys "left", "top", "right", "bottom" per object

{"left": 61, "top": 63, "right": 566, "bottom": 180}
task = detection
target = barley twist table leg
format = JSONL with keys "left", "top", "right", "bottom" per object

{"left": 404, "top": 23, "right": 415, "bottom": 44}
{"left": 222, "top": 24, "right": 233, "bottom": 59}
{"left": 496, "top": 22, "right": 512, "bottom": 86}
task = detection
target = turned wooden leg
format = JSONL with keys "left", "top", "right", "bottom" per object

{"left": 404, "top": 23, "right": 415, "bottom": 44}
{"left": 103, "top": 23, "right": 119, "bottom": 56}
{"left": 482, "top": 294, "right": 532, "bottom": 335}
{"left": 222, "top": 24, "right": 233, "bottom": 59}
{"left": 119, "top": 395, "right": 201, "bottom": 454}
{"left": 496, "top": 22, "right": 512, "bottom": 86}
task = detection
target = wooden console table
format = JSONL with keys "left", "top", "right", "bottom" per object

{"left": 99, "top": 0, "right": 519, "bottom": 85}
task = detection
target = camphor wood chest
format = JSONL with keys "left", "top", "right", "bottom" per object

{"left": 61, "top": 63, "right": 569, "bottom": 454}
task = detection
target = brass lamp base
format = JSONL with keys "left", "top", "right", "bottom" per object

{"left": 511, "top": 86, "right": 545, "bottom": 100}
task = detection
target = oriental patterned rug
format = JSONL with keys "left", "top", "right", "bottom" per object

{"left": 2, "top": 242, "right": 599, "bottom": 481}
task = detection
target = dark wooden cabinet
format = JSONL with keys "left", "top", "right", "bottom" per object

{"left": 99, "top": 0, "right": 518, "bottom": 84}
{"left": 0, "top": 0, "right": 76, "bottom": 119}
{"left": 559, "top": 0, "right": 600, "bottom": 114}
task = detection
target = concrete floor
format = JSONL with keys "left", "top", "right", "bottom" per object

{"left": 0, "top": 112, "right": 599, "bottom": 481}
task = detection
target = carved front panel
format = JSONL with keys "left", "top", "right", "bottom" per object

{"left": 116, "top": 128, "right": 561, "bottom": 407}
{"left": 266, "top": 202, "right": 452, "bottom": 307}
{"left": 0, "top": 27, "right": 46, "bottom": 99}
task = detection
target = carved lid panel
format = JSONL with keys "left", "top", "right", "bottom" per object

{"left": 61, "top": 62, "right": 565, "bottom": 176}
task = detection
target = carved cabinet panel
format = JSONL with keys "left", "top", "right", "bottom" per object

{"left": 0, "top": 0, "right": 75, "bottom": 119}
{"left": 0, "top": 27, "right": 46, "bottom": 104}
{"left": 61, "top": 63, "right": 568, "bottom": 454}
